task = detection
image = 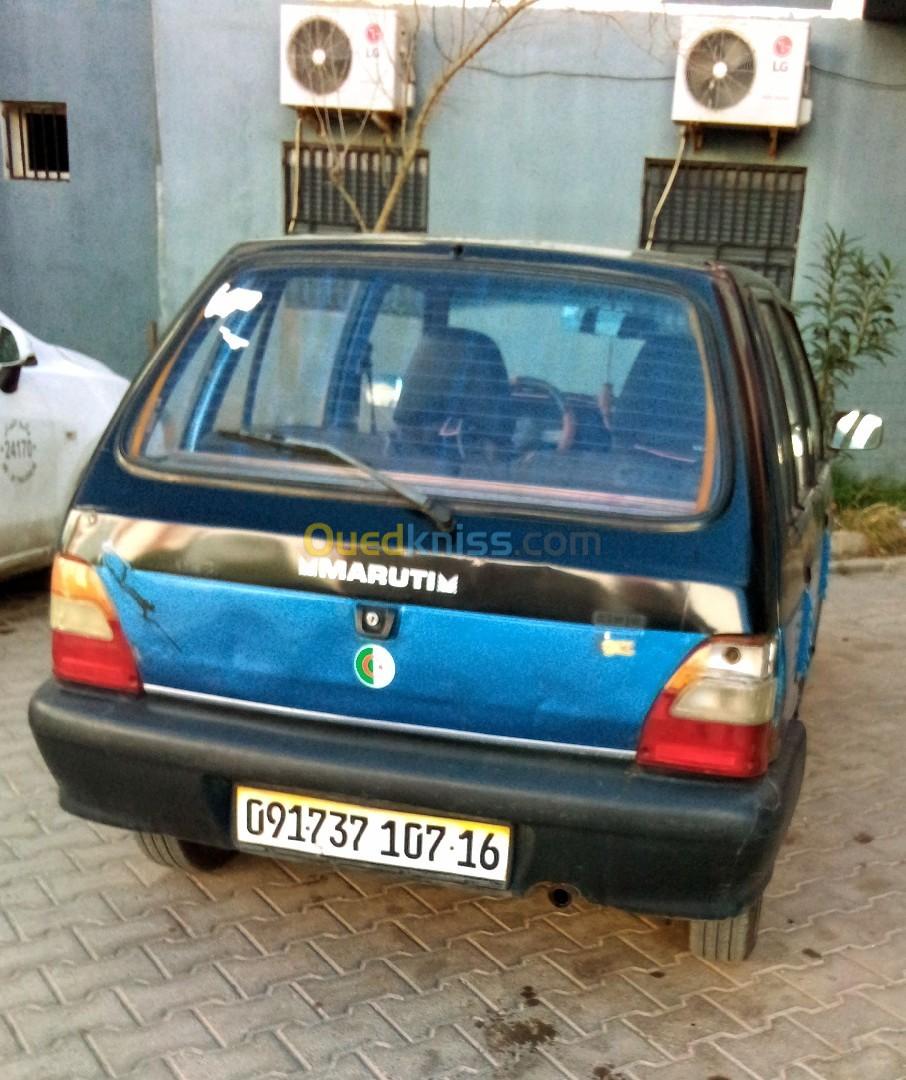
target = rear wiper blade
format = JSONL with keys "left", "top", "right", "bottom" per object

{"left": 216, "top": 428, "right": 454, "bottom": 532}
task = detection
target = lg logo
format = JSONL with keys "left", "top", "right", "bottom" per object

{"left": 773, "top": 35, "right": 793, "bottom": 71}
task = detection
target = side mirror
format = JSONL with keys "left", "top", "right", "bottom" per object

{"left": 0, "top": 326, "right": 23, "bottom": 369}
{"left": 829, "top": 410, "right": 884, "bottom": 451}
{"left": 0, "top": 326, "right": 24, "bottom": 393}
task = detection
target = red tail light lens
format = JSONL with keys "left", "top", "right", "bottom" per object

{"left": 637, "top": 636, "right": 777, "bottom": 779}
{"left": 50, "top": 555, "right": 142, "bottom": 694}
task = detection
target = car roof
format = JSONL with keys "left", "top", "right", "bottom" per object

{"left": 226, "top": 234, "right": 783, "bottom": 297}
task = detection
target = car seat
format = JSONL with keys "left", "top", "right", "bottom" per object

{"left": 393, "top": 328, "right": 515, "bottom": 460}
{"left": 610, "top": 335, "right": 705, "bottom": 463}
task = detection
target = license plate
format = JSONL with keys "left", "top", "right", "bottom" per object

{"left": 234, "top": 785, "right": 512, "bottom": 884}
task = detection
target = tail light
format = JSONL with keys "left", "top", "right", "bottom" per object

{"left": 50, "top": 555, "right": 142, "bottom": 694}
{"left": 637, "top": 636, "right": 777, "bottom": 779}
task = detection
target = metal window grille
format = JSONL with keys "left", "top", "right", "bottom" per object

{"left": 2, "top": 102, "right": 69, "bottom": 181}
{"left": 283, "top": 142, "right": 428, "bottom": 233}
{"left": 641, "top": 160, "right": 807, "bottom": 297}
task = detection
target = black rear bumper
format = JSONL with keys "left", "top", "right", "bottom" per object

{"left": 29, "top": 680, "right": 806, "bottom": 920}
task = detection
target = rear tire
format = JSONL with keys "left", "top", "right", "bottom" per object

{"left": 135, "top": 831, "right": 234, "bottom": 872}
{"left": 688, "top": 896, "right": 762, "bottom": 962}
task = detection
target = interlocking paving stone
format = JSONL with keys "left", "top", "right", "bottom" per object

{"left": 629, "top": 1040, "right": 762, "bottom": 1080}
{"left": 315, "top": 922, "right": 427, "bottom": 973}
{"left": 88, "top": 1012, "right": 219, "bottom": 1074}
{"left": 280, "top": 1004, "right": 406, "bottom": 1070}
{"left": 711, "top": 1014, "right": 836, "bottom": 1074}
{"left": 544, "top": 979, "right": 669, "bottom": 1033}
{"left": 0, "top": 1015, "right": 22, "bottom": 1058}
{"left": 0, "top": 969, "right": 58, "bottom": 1012}
{"left": 365, "top": 1021, "right": 490, "bottom": 1079}
{"left": 199, "top": 983, "right": 319, "bottom": 1043}
{"left": 122, "top": 967, "right": 241, "bottom": 1023}
{"left": 847, "top": 930, "right": 906, "bottom": 981}
{"left": 168, "top": 1031, "right": 304, "bottom": 1080}
{"left": 531, "top": 1022, "right": 668, "bottom": 1076}
{"left": 241, "top": 904, "right": 350, "bottom": 954}
{"left": 0, "top": 1034, "right": 108, "bottom": 1079}
{"left": 324, "top": 883, "right": 435, "bottom": 932}
{"left": 804, "top": 1043, "right": 906, "bottom": 1079}
{"left": 46, "top": 945, "right": 167, "bottom": 1001}
{"left": 8, "top": 988, "right": 136, "bottom": 1053}
{"left": 78, "top": 911, "right": 190, "bottom": 959}
{"left": 218, "top": 941, "right": 337, "bottom": 997}
{"left": 626, "top": 994, "right": 749, "bottom": 1057}
{"left": 1, "top": 570, "right": 905, "bottom": 1078}
{"left": 145, "top": 925, "right": 262, "bottom": 976}
{"left": 390, "top": 936, "right": 503, "bottom": 991}
{"left": 381, "top": 979, "right": 490, "bottom": 1040}
{"left": 399, "top": 897, "right": 508, "bottom": 948}
{"left": 300, "top": 959, "right": 416, "bottom": 1017}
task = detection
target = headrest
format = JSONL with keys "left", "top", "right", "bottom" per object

{"left": 616, "top": 314, "right": 660, "bottom": 339}
{"left": 394, "top": 328, "right": 514, "bottom": 443}
{"left": 611, "top": 336, "right": 705, "bottom": 456}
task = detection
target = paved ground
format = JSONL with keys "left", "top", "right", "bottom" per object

{"left": 1, "top": 570, "right": 904, "bottom": 1080}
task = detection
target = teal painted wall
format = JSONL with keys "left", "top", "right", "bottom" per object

{"left": 0, "top": 0, "right": 159, "bottom": 375}
{"left": 151, "top": 0, "right": 292, "bottom": 323}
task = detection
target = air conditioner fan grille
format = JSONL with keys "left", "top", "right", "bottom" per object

{"left": 288, "top": 17, "right": 353, "bottom": 96}
{"left": 685, "top": 30, "right": 756, "bottom": 111}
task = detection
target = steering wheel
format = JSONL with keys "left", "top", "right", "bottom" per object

{"left": 510, "top": 376, "right": 575, "bottom": 452}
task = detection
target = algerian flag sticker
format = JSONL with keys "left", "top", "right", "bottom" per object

{"left": 354, "top": 644, "right": 396, "bottom": 689}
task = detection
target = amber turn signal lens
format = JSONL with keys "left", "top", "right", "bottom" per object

{"left": 637, "top": 636, "right": 777, "bottom": 779}
{"left": 50, "top": 555, "right": 142, "bottom": 694}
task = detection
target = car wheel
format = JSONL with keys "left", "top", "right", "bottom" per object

{"left": 688, "top": 896, "right": 762, "bottom": 962}
{"left": 135, "top": 831, "right": 234, "bottom": 872}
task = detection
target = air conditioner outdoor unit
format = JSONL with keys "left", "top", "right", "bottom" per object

{"left": 672, "top": 16, "right": 812, "bottom": 130}
{"left": 280, "top": 4, "right": 412, "bottom": 113}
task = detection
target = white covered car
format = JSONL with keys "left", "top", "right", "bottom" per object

{"left": 0, "top": 312, "right": 128, "bottom": 580}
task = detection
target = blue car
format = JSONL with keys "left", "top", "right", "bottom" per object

{"left": 29, "top": 237, "right": 882, "bottom": 960}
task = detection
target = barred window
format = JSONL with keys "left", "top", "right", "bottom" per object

{"left": 641, "top": 160, "right": 806, "bottom": 297}
{"left": 2, "top": 102, "right": 69, "bottom": 181}
{"left": 284, "top": 142, "right": 428, "bottom": 233}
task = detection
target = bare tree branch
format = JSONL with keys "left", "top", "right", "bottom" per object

{"left": 399, "top": 0, "right": 421, "bottom": 145}
{"left": 328, "top": 154, "right": 369, "bottom": 233}
{"left": 296, "top": 0, "right": 536, "bottom": 233}
{"left": 373, "top": 0, "right": 538, "bottom": 233}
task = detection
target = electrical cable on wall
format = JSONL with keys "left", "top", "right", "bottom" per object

{"left": 287, "top": 113, "right": 303, "bottom": 234}
{"left": 810, "top": 65, "right": 906, "bottom": 90}
{"left": 644, "top": 128, "right": 687, "bottom": 252}
{"left": 465, "top": 63, "right": 906, "bottom": 91}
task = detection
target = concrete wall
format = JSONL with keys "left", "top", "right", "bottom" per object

{"left": 151, "top": 0, "right": 294, "bottom": 324}
{"left": 0, "top": 0, "right": 159, "bottom": 375}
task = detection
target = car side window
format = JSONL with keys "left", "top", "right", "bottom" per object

{"left": 779, "top": 308, "right": 823, "bottom": 465}
{"left": 741, "top": 294, "right": 795, "bottom": 518}
{"left": 363, "top": 284, "right": 425, "bottom": 433}
{"left": 757, "top": 299, "right": 811, "bottom": 503}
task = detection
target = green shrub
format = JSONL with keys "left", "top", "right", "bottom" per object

{"left": 800, "top": 225, "right": 903, "bottom": 426}
{"left": 833, "top": 464, "right": 906, "bottom": 510}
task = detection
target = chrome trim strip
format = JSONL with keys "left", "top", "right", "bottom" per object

{"left": 144, "top": 683, "right": 639, "bottom": 762}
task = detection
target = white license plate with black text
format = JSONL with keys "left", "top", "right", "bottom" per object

{"left": 234, "top": 785, "right": 511, "bottom": 883}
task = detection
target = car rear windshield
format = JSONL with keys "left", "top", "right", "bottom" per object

{"left": 128, "top": 260, "right": 719, "bottom": 518}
